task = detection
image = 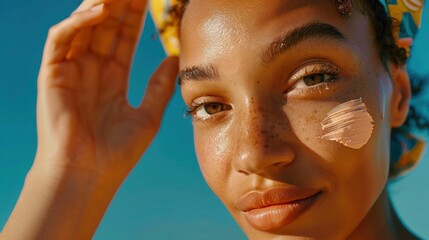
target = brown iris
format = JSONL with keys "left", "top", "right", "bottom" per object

{"left": 203, "top": 103, "right": 231, "bottom": 115}
{"left": 303, "top": 74, "right": 327, "bottom": 86}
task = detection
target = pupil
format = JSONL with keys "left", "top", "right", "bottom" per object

{"left": 205, "top": 103, "right": 222, "bottom": 114}
{"left": 304, "top": 74, "right": 325, "bottom": 86}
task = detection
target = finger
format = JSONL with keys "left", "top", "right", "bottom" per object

{"left": 42, "top": 4, "right": 108, "bottom": 64}
{"left": 91, "top": 0, "right": 128, "bottom": 56}
{"left": 38, "top": 61, "right": 80, "bottom": 91}
{"left": 115, "top": 0, "right": 148, "bottom": 67}
{"left": 74, "top": 0, "right": 117, "bottom": 13}
{"left": 90, "top": 0, "right": 128, "bottom": 56}
{"left": 139, "top": 56, "right": 179, "bottom": 125}
{"left": 67, "top": 28, "right": 93, "bottom": 59}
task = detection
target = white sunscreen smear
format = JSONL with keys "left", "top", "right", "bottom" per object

{"left": 319, "top": 98, "right": 374, "bottom": 149}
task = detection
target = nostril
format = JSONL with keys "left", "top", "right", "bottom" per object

{"left": 238, "top": 170, "right": 249, "bottom": 175}
{"left": 270, "top": 162, "right": 289, "bottom": 170}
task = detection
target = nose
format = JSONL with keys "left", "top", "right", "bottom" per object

{"left": 232, "top": 98, "right": 296, "bottom": 175}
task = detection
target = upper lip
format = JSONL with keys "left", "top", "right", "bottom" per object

{"left": 235, "top": 187, "right": 321, "bottom": 212}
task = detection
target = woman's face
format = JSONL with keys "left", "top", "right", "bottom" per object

{"left": 179, "top": 0, "right": 396, "bottom": 238}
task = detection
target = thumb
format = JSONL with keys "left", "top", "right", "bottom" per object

{"left": 139, "top": 56, "right": 179, "bottom": 128}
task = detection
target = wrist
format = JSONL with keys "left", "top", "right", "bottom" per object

{"left": 32, "top": 150, "right": 126, "bottom": 191}
{"left": 2, "top": 155, "right": 125, "bottom": 240}
{"left": 12, "top": 159, "right": 123, "bottom": 239}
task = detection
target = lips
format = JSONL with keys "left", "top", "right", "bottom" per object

{"left": 235, "top": 187, "right": 322, "bottom": 231}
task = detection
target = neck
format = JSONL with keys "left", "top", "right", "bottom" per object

{"left": 347, "top": 187, "right": 418, "bottom": 240}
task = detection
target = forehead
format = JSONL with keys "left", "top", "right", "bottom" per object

{"left": 179, "top": 0, "right": 371, "bottom": 68}
{"left": 182, "top": 0, "right": 336, "bottom": 24}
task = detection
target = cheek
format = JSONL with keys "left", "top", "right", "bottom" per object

{"left": 284, "top": 77, "right": 390, "bottom": 190}
{"left": 319, "top": 98, "right": 374, "bottom": 150}
{"left": 283, "top": 81, "right": 391, "bottom": 231}
{"left": 194, "top": 126, "right": 232, "bottom": 195}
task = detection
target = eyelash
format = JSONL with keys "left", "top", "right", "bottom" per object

{"left": 184, "top": 102, "right": 202, "bottom": 119}
{"left": 285, "top": 61, "right": 341, "bottom": 97}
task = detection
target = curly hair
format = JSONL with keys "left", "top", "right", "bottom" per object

{"left": 160, "top": 0, "right": 428, "bottom": 132}
{"left": 355, "top": 0, "right": 429, "bottom": 132}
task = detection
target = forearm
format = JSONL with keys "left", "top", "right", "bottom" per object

{"left": 1, "top": 159, "right": 122, "bottom": 240}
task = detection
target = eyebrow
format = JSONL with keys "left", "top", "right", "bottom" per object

{"left": 262, "top": 22, "right": 347, "bottom": 63}
{"left": 178, "top": 65, "right": 219, "bottom": 85}
{"left": 178, "top": 22, "right": 346, "bottom": 85}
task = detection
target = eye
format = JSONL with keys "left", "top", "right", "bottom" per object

{"left": 186, "top": 102, "right": 232, "bottom": 120}
{"left": 293, "top": 73, "right": 337, "bottom": 89}
{"left": 287, "top": 61, "right": 341, "bottom": 93}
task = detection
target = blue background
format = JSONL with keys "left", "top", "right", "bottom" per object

{"left": 0, "top": 1, "right": 428, "bottom": 239}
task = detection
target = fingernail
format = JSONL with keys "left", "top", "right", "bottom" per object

{"left": 90, "top": 3, "right": 104, "bottom": 12}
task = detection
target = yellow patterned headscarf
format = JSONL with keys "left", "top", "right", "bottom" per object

{"left": 384, "top": 0, "right": 426, "bottom": 179}
{"left": 149, "top": 0, "right": 426, "bottom": 178}
{"left": 149, "top": 0, "right": 181, "bottom": 56}
{"left": 386, "top": 0, "right": 425, "bottom": 57}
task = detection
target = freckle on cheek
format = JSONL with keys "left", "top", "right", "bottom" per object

{"left": 318, "top": 98, "right": 374, "bottom": 149}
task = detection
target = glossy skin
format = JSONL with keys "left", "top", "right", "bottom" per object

{"left": 179, "top": 0, "right": 412, "bottom": 239}
{"left": 0, "top": 0, "right": 414, "bottom": 239}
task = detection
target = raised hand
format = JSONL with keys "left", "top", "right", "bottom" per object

{"left": 1, "top": 1, "right": 178, "bottom": 239}
{"left": 36, "top": 0, "right": 178, "bottom": 181}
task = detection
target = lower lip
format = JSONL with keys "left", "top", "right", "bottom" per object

{"left": 243, "top": 192, "right": 321, "bottom": 231}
